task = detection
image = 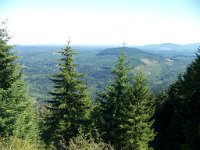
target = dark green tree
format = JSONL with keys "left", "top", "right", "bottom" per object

{"left": 177, "top": 48, "right": 200, "bottom": 150}
{"left": 153, "top": 80, "right": 185, "bottom": 150}
{"left": 44, "top": 41, "right": 92, "bottom": 147}
{"left": 0, "top": 21, "right": 41, "bottom": 144}
{"left": 0, "top": 21, "right": 29, "bottom": 136}
{"left": 152, "top": 91, "right": 175, "bottom": 150}
{"left": 96, "top": 47, "right": 155, "bottom": 149}
{"left": 153, "top": 48, "right": 200, "bottom": 150}
{"left": 96, "top": 49, "right": 130, "bottom": 149}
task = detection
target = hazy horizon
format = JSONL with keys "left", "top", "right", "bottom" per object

{"left": 1, "top": 0, "right": 200, "bottom": 45}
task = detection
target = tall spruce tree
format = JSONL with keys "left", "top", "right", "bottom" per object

{"left": 180, "top": 49, "right": 200, "bottom": 150}
{"left": 45, "top": 41, "right": 91, "bottom": 147}
{"left": 0, "top": 21, "right": 28, "bottom": 136}
{"left": 123, "top": 71, "right": 155, "bottom": 149}
{"left": 0, "top": 20, "right": 40, "bottom": 143}
{"left": 96, "top": 49, "right": 130, "bottom": 149}
{"left": 96, "top": 47, "right": 155, "bottom": 149}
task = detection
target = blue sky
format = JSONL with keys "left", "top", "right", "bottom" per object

{"left": 1, "top": 0, "right": 200, "bottom": 45}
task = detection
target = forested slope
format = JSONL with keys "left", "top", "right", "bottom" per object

{"left": 14, "top": 45, "right": 195, "bottom": 101}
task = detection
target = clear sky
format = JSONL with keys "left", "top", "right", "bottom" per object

{"left": 1, "top": 0, "right": 200, "bottom": 45}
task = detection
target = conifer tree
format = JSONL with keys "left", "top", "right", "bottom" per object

{"left": 45, "top": 41, "right": 91, "bottom": 147}
{"left": 123, "top": 71, "right": 155, "bottom": 149}
{"left": 173, "top": 48, "right": 200, "bottom": 150}
{"left": 96, "top": 47, "right": 155, "bottom": 149}
{"left": 180, "top": 48, "right": 200, "bottom": 150}
{"left": 154, "top": 48, "right": 200, "bottom": 150}
{"left": 153, "top": 79, "right": 184, "bottom": 150}
{"left": 0, "top": 21, "right": 30, "bottom": 136}
{"left": 96, "top": 49, "right": 130, "bottom": 149}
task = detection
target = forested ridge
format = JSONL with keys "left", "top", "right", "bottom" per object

{"left": 1, "top": 21, "right": 200, "bottom": 150}
{"left": 15, "top": 43, "right": 195, "bottom": 101}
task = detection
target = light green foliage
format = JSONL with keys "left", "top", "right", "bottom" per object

{"left": 13, "top": 99, "right": 41, "bottom": 143}
{"left": 68, "top": 129, "right": 113, "bottom": 150}
{"left": 123, "top": 71, "right": 155, "bottom": 149}
{"left": 0, "top": 136, "right": 44, "bottom": 150}
{"left": 45, "top": 41, "right": 92, "bottom": 147}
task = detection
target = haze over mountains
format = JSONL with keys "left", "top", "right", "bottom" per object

{"left": 15, "top": 42, "right": 199, "bottom": 54}
{"left": 136, "top": 43, "right": 199, "bottom": 56}
{"left": 13, "top": 43, "right": 198, "bottom": 101}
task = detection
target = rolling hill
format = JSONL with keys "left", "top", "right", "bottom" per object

{"left": 13, "top": 44, "right": 196, "bottom": 101}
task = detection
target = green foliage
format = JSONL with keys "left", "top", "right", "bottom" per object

{"left": 0, "top": 21, "right": 41, "bottom": 145}
{"left": 68, "top": 129, "right": 114, "bottom": 150}
{"left": 14, "top": 44, "right": 195, "bottom": 101}
{"left": 0, "top": 82, "right": 27, "bottom": 136}
{"left": 44, "top": 41, "right": 92, "bottom": 147}
{"left": 1, "top": 20, "right": 199, "bottom": 149}
{"left": 0, "top": 21, "right": 28, "bottom": 136}
{"left": 13, "top": 99, "right": 41, "bottom": 143}
{"left": 96, "top": 49, "right": 155, "bottom": 149}
{"left": 96, "top": 50, "right": 130, "bottom": 149}
{"left": 179, "top": 49, "right": 200, "bottom": 150}
{"left": 0, "top": 22, "right": 21, "bottom": 89}
{"left": 0, "top": 136, "right": 44, "bottom": 150}
{"left": 123, "top": 71, "right": 155, "bottom": 150}
{"left": 153, "top": 48, "right": 200, "bottom": 150}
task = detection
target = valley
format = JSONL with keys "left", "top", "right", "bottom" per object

{"left": 14, "top": 43, "right": 197, "bottom": 101}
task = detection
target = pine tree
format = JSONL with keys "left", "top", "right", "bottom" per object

{"left": 153, "top": 48, "right": 200, "bottom": 150}
{"left": 176, "top": 48, "right": 200, "bottom": 150}
{"left": 123, "top": 71, "right": 155, "bottom": 149}
{"left": 45, "top": 41, "right": 91, "bottom": 147}
{"left": 0, "top": 21, "right": 40, "bottom": 143}
{"left": 155, "top": 79, "right": 185, "bottom": 150}
{"left": 96, "top": 48, "right": 155, "bottom": 149}
{"left": 0, "top": 20, "right": 30, "bottom": 136}
{"left": 96, "top": 49, "right": 130, "bottom": 149}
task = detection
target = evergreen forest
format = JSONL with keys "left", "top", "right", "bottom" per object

{"left": 1, "top": 21, "right": 200, "bottom": 150}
